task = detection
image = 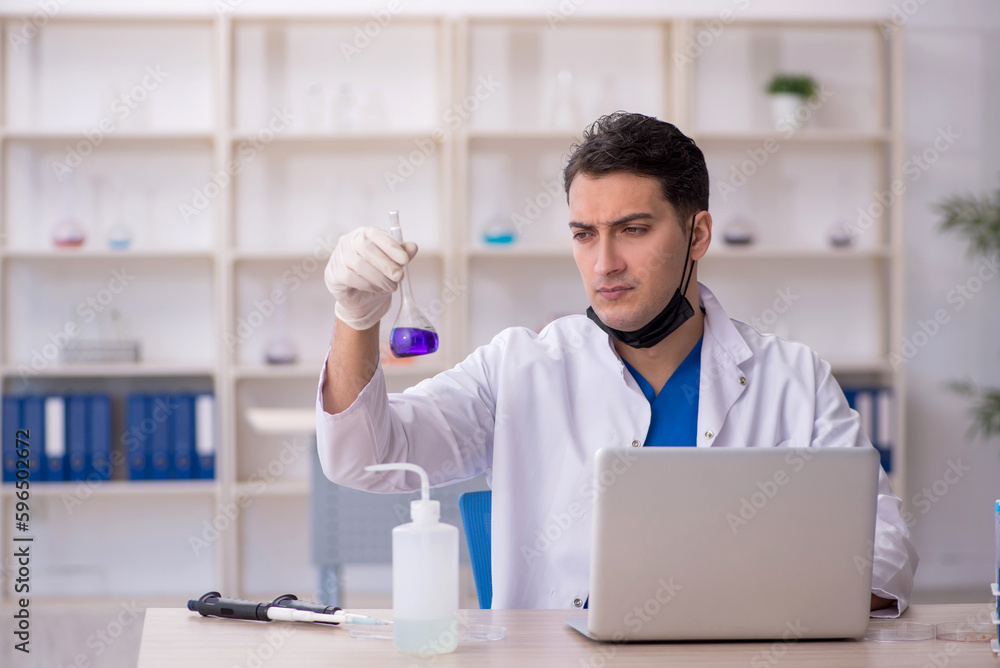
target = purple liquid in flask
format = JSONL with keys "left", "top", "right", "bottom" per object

{"left": 386, "top": 210, "right": 439, "bottom": 358}
{"left": 390, "top": 327, "right": 439, "bottom": 357}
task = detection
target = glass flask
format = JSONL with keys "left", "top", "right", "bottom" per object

{"left": 387, "top": 211, "right": 439, "bottom": 358}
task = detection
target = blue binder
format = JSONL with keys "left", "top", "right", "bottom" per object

{"left": 148, "top": 395, "right": 172, "bottom": 480}
{"left": 24, "top": 397, "right": 49, "bottom": 482}
{"left": 2, "top": 396, "right": 22, "bottom": 483}
{"left": 126, "top": 394, "right": 148, "bottom": 480}
{"left": 172, "top": 394, "right": 195, "bottom": 480}
{"left": 89, "top": 395, "right": 112, "bottom": 482}
{"left": 66, "top": 395, "right": 89, "bottom": 482}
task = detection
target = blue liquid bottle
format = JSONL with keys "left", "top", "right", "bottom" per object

{"left": 387, "top": 211, "right": 439, "bottom": 358}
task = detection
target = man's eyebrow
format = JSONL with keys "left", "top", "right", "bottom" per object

{"left": 568, "top": 213, "right": 655, "bottom": 230}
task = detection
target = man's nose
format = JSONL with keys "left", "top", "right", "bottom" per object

{"left": 594, "top": 237, "right": 625, "bottom": 277}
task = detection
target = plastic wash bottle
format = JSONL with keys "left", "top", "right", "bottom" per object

{"left": 365, "top": 462, "right": 459, "bottom": 654}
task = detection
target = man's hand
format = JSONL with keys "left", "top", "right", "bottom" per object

{"left": 870, "top": 593, "right": 894, "bottom": 612}
{"left": 325, "top": 227, "right": 418, "bottom": 331}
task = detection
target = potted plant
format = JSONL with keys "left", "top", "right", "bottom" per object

{"left": 765, "top": 73, "right": 819, "bottom": 131}
{"left": 937, "top": 182, "right": 1000, "bottom": 441}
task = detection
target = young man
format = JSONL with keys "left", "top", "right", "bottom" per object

{"left": 318, "top": 112, "right": 917, "bottom": 615}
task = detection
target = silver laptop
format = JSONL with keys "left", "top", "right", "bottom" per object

{"left": 565, "top": 446, "right": 879, "bottom": 641}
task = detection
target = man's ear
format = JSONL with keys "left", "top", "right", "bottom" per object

{"left": 690, "top": 211, "right": 713, "bottom": 262}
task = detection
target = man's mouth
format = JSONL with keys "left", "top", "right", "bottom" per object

{"left": 596, "top": 286, "right": 632, "bottom": 300}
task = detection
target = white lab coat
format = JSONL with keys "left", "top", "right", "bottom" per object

{"left": 316, "top": 283, "right": 917, "bottom": 616}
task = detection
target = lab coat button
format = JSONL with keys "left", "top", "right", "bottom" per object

{"left": 704, "top": 431, "right": 714, "bottom": 439}
{"left": 739, "top": 376, "right": 747, "bottom": 385}
{"left": 630, "top": 440, "right": 640, "bottom": 448}
{"left": 573, "top": 598, "right": 583, "bottom": 607}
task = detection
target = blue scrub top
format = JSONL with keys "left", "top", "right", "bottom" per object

{"left": 622, "top": 335, "right": 702, "bottom": 448}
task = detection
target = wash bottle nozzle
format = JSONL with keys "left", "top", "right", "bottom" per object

{"left": 365, "top": 463, "right": 440, "bottom": 523}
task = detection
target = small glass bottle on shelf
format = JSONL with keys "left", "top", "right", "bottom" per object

{"left": 107, "top": 174, "right": 134, "bottom": 251}
{"left": 52, "top": 174, "right": 87, "bottom": 249}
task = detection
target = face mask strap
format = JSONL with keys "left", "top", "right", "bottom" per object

{"left": 678, "top": 211, "right": 697, "bottom": 296}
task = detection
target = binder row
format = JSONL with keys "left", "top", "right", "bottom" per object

{"left": 126, "top": 393, "right": 215, "bottom": 481}
{"left": 2, "top": 394, "right": 112, "bottom": 483}
{"left": 842, "top": 386, "right": 894, "bottom": 474}
{"left": 2, "top": 393, "right": 215, "bottom": 483}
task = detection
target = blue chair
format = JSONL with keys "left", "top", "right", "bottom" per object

{"left": 458, "top": 490, "right": 492, "bottom": 609}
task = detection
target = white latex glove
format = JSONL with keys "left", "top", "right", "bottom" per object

{"left": 325, "top": 227, "right": 418, "bottom": 331}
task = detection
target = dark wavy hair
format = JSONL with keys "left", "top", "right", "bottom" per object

{"left": 563, "top": 112, "right": 709, "bottom": 226}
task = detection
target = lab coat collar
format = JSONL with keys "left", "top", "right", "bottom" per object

{"left": 697, "top": 282, "right": 753, "bottom": 446}
{"left": 698, "top": 282, "right": 753, "bottom": 368}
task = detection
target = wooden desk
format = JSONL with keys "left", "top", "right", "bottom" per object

{"left": 137, "top": 604, "right": 999, "bottom": 667}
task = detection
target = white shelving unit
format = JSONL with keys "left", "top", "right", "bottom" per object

{"left": 0, "top": 12, "right": 905, "bottom": 605}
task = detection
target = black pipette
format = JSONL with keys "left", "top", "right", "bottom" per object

{"left": 187, "top": 592, "right": 390, "bottom": 626}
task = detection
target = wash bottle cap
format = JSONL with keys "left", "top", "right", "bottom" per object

{"left": 365, "top": 463, "right": 439, "bottom": 524}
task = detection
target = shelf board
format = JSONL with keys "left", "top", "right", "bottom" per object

{"left": 704, "top": 247, "right": 891, "bottom": 260}
{"left": 692, "top": 129, "right": 891, "bottom": 144}
{"left": 468, "top": 129, "right": 578, "bottom": 141}
{"left": 245, "top": 407, "right": 315, "bottom": 433}
{"left": 0, "top": 13, "right": 216, "bottom": 25}
{"left": 0, "top": 480, "right": 217, "bottom": 498}
{"left": 2, "top": 249, "right": 214, "bottom": 261}
{"left": 825, "top": 358, "right": 893, "bottom": 374}
{"left": 467, "top": 246, "right": 575, "bottom": 259}
{"left": 3, "top": 129, "right": 214, "bottom": 143}
{"left": 235, "top": 479, "right": 309, "bottom": 498}
{"left": 0, "top": 363, "right": 216, "bottom": 378}
{"left": 230, "top": 130, "right": 440, "bottom": 144}
{"left": 233, "top": 364, "right": 321, "bottom": 380}
{"left": 234, "top": 362, "right": 444, "bottom": 381}
{"left": 231, "top": 248, "right": 443, "bottom": 262}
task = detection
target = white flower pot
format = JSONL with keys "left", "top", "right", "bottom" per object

{"left": 769, "top": 93, "right": 809, "bottom": 131}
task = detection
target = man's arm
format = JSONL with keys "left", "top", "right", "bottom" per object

{"left": 871, "top": 593, "right": 894, "bottom": 611}
{"left": 323, "top": 319, "right": 380, "bottom": 415}
{"left": 810, "top": 353, "right": 919, "bottom": 617}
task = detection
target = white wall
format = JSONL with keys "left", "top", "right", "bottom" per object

{"left": 7, "top": 0, "right": 998, "bottom": 595}
{"left": 900, "top": 2, "right": 1000, "bottom": 592}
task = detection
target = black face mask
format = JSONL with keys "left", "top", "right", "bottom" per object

{"left": 586, "top": 213, "right": 697, "bottom": 349}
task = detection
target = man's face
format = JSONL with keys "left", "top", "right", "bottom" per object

{"left": 568, "top": 172, "right": 689, "bottom": 332}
